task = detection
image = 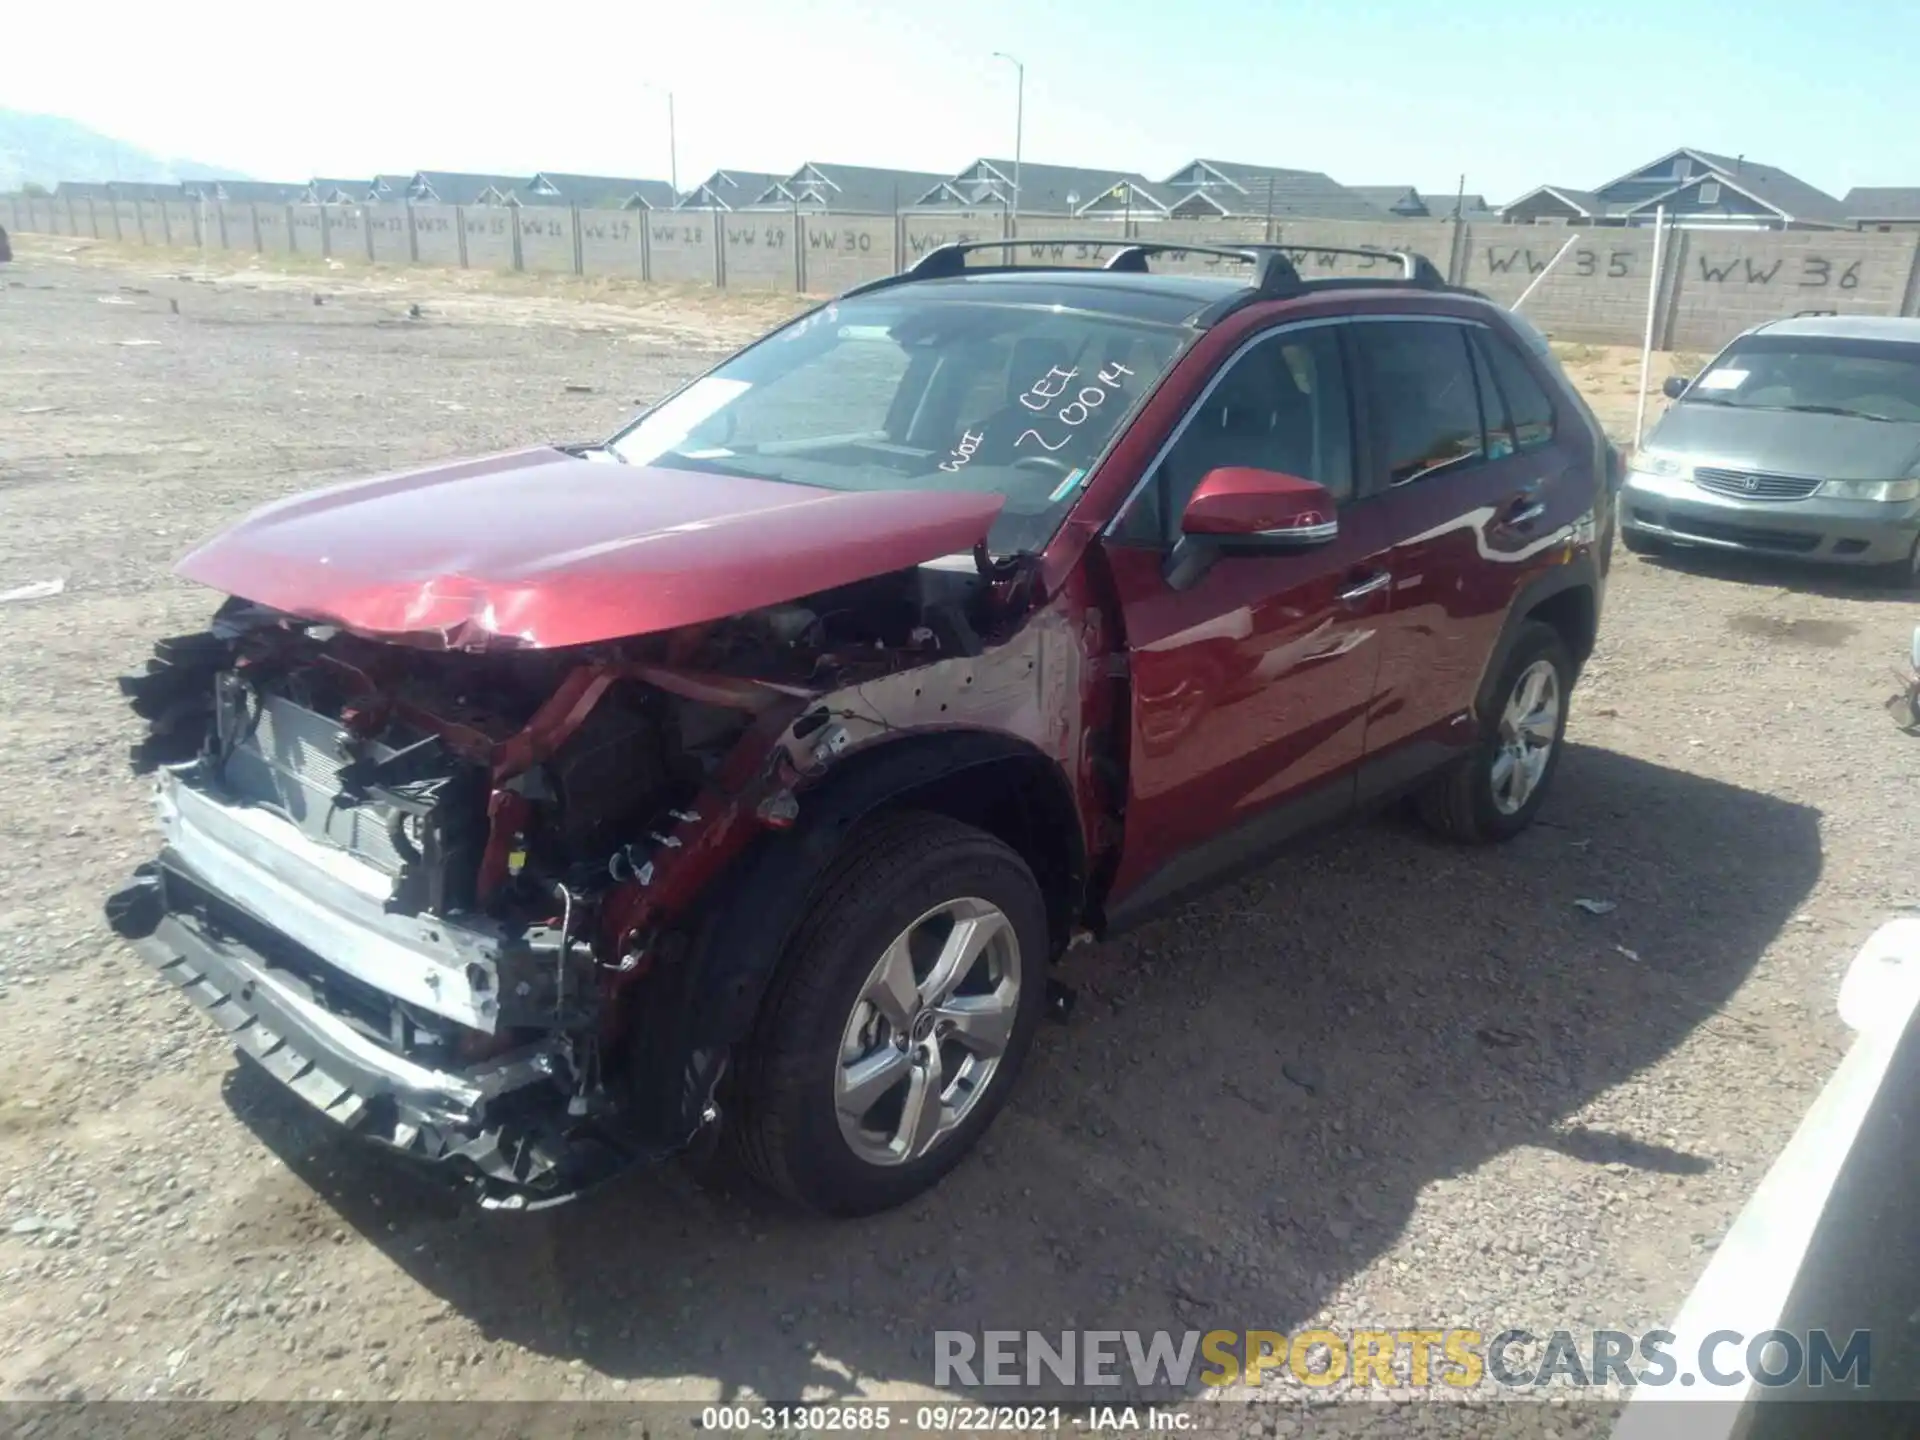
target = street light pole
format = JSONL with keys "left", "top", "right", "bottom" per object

{"left": 666, "top": 90, "right": 679, "bottom": 197}
{"left": 644, "top": 83, "right": 680, "bottom": 199}
{"left": 992, "top": 51, "right": 1023, "bottom": 221}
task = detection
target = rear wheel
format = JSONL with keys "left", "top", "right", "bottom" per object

{"left": 730, "top": 810, "right": 1048, "bottom": 1215}
{"left": 1419, "top": 621, "right": 1574, "bottom": 844}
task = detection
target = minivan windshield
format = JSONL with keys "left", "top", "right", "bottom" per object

{"left": 606, "top": 293, "right": 1190, "bottom": 555}
{"left": 1683, "top": 333, "right": 1920, "bottom": 423}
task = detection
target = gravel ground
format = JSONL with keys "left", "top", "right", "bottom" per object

{"left": 2, "top": 237, "right": 1916, "bottom": 1428}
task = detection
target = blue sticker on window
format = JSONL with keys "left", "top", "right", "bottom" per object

{"left": 1049, "top": 468, "right": 1088, "bottom": 503}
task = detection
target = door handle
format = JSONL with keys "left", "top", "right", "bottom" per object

{"left": 1338, "top": 569, "right": 1391, "bottom": 606}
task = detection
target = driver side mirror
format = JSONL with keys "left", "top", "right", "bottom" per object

{"left": 1165, "top": 466, "right": 1339, "bottom": 590}
{"left": 1661, "top": 375, "right": 1692, "bottom": 400}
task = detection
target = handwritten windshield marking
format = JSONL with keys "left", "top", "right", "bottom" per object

{"left": 1018, "top": 365, "right": 1080, "bottom": 412}
{"left": 1014, "top": 362, "right": 1138, "bottom": 456}
{"left": 939, "top": 428, "right": 986, "bottom": 473}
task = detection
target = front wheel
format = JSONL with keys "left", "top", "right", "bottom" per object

{"left": 729, "top": 810, "right": 1048, "bottom": 1215}
{"left": 1419, "top": 621, "right": 1574, "bottom": 844}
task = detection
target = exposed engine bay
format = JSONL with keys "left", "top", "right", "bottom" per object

{"left": 106, "top": 556, "right": 1028, "bottom": 1207}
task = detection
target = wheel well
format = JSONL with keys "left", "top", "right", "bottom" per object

{"left": 1526, "top": 584, "right": 1598, "bottom": 667}
{"left": 881, "top": 755, "right": 1085, "bottom": 957}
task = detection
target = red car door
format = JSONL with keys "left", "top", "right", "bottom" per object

{"left": 1350, "top": 317, "right": 1562, "bottom": 796}
{"left": 1099, "top": 321, "right": 1395, "bottom": 923}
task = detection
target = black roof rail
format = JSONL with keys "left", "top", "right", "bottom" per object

{"left": 889, "top": 237, "right": 1301, "bottom": 291}
{"left": 1270, "top": 243, "right": 1447, "bottom": 288}
{"left": 835, "top": 236, "right": 1454, "bottom": 323}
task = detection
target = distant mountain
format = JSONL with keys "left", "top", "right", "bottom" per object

{"left": 0, "top": 108, "right": 249, "bottom": 191}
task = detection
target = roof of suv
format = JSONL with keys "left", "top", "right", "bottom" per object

{"left": 1751, "top": 314, "right": 1920, "bottom": 343}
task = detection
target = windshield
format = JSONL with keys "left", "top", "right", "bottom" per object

{"left": 1685, "top": 334, "right": 1920, "bottom": 423}
{"left": 606, "top": 293, "right": 1190, "bottom": 555}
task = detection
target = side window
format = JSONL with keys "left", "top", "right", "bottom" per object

{"left": 1355, "top": 321, "right": 1485, "bottom": 486}
{"left": 1117, "top": 325, "right": 1353, "bottom": 544}
{"left": 1477, "top": 329, "right": 1557, "bottom": 452}
{"left": 1469, "top": 332, "right": 1515, "bottom": 460}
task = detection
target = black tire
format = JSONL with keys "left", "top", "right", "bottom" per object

{"left": 1619, "top": 525, "right": 1664, "bottom": 557}
{"left": 729, "top": 809, "right": 1048, "bottom": 1216}
{"left": 1418, "top": 620, "right": 1575, "bottom": 844}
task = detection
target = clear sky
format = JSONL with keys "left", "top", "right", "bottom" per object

{"left": 8, "top": 0, "right": 1914, "bottom": 202}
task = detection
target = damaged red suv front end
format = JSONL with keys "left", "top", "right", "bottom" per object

{"left": 106, "top": 435, "right": 1103, "bottom": 1209}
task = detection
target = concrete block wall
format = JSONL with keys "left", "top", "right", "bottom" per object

{"left": 902, "top": 214, "right": 1002, "bottom": 265}
{"left": 517, "top": 208, "right": 576, "bottom": 274}
{"left": 325, "top": 207, "right": 368, "bottom": 261}
{"left": 1466, "top": 228, "right": 1661, "bottom": 343}
{"left": 578, "top": 209, "right": 644, "bottom": 276}
{"left": 160, "top": 201, "right": 197, "bottom": 246}
{"left": 647, "top": 214, "right": 716, "bottom": 284}
{"left": 13, "top": 197, "right": 1920, "bottom": 350}
{"left": 1125, "top": 218, "right": 1268, "bottom": 277}
{"left": 255, "top": 203, "right": 291, "bottom": 255}
{"left": 367, "top": 208, "right": 411, "bottom": 265}
{"left": 289, "top": 204, "right": 326, "bottom": 256}
{"left": 721, "top": 214, "right": 797, "bottom": 291}
{"left": 409, "top": 205, "right": 463, "bottom": 267}
{"left": 1272, "top": 218, "right": 1458, "bottom": 279}
{"left": 219, "top": 203, "right": 256, "bottom": 251}
{"left": 462, "top": 209, "right": 516, "bottom": 271}
{"left": 796, "top": 214, "right": 894, "bottom": 291}
{"left": 1659, "top": 229, "right": 1920, "bottom": 352}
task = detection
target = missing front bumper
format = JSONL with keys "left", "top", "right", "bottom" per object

{"left": 106, "top": 862, "right": 669, "bottom": 1210}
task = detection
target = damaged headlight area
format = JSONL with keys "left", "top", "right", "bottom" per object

{"left": 105, "top": 564, "right": 1009, "bottom": 1209}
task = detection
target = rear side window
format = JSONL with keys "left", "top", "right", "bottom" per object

{"left": 1469, "top": 334, "right": 1514, "bottom": 460}
{"left": 1476, "top": 330, "right": 1557, "bottom": 452}
{"left": 1354, "top": 322, "right": 1485, "bottom": 486}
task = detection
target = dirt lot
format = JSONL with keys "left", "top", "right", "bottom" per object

{"left": 2, "top": 237, "right": 1916, "bottom": 1421}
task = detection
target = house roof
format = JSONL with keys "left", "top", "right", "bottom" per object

{"left": 1350, "top": 185, "right": 1424, "bottom": 215}
{"left": 1597, "top": 148, "right": 1848, "bottom": 225}
{"left": 103, "top": 181, "right": 185, "bottom": 202}
{"left": 1624, "top": 166, "right": 1848, "bottom": 226}
{"left": 407, "top": 172, "right": 528, "bottom": 205}
{"left": 1842, "top": 187, "right": 1920, "bottom": 221}
{"left": 1162, "top": 160, "right": 1384, "bottom": 221}
{"left": 526, "top": 173, "right": 678, "bottom": 209}
{"left": 758, "top": 163, "right": 954, "bottom": 213}
{"left": 1419, "top": 191, "right": 1491, "bottom": 218}
{"left": 305, "top": 178, "right": 373, "bottom": 202}
{"left": 221, "top": 181, "right": 309, "bottom": 203}
{"left": 369, "top": 174, "right": 413, "bottom": 197}
{"left": 1500, "top": 184, "right": 1613, "bottom": 218}
{"left": 919, "top": 160, "right": 1148, "bottom": 213}
{"left": 1073, "top": 177, "right": 1188, "bottom": 216}
{"left": 55, "top": 181, "right": 117, "bottom": 200}
{"left": 676, "top": 169, "right": 788, "bottom": 210}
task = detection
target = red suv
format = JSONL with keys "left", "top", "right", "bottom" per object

{"left": 108, "top": 242, "right": 1614, "bottom": 1215}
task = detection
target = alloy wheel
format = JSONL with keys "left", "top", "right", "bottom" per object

{"left": 833, "top": 897, "right": 1023, "bottom": 1167}
{"left": 1491, "top": 658, "right": 1561, "bottom": 816}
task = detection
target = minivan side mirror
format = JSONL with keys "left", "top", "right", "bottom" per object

{"left": 1164, "top": 466, "right": 1338, "bottom": 590}
{"left": 1662, "top": 375, "right": 1692, "bottom": 400}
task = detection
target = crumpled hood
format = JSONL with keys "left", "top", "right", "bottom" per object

{"left": 176, "top": 446, "right": 1004, "bottom": 649}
